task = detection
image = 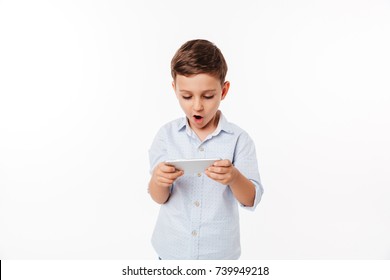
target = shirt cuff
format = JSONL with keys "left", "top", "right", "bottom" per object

{"left": 239, "top": 180, "right": 264, "bottom": 211}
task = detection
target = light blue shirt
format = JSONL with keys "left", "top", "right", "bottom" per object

{"left": 149, "top": 112, "right": 263, "bottom": 260}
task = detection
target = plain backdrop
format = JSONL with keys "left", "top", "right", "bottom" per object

{"left": 1, "top": 0, "right": 390, "bottom": 259}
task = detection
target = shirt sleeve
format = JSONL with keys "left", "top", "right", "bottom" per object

{"left": 148, "top": 126, "right": 168, "bottom": 175}
{"left": 232, "top": 131, "right": 264, "bottom": 211}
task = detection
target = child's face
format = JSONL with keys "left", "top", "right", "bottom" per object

{"left": 172, "top": 73, "right": 230, "bottom": 134}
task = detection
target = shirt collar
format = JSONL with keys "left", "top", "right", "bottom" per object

{"left": 177, "top": 111, "right": 234, "bottom": 136}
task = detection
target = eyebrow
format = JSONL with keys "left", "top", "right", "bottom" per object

{"left": 179, "top": 89, "right": 217, "bottom": 94}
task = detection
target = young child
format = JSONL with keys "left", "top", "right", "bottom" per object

{"left": 148, "top": 39, "right": 264, "bottom": 260}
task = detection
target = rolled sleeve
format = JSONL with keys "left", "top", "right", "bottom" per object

{"left": 240, "top": 179, "right": 264, "bottom": 211}
{"left": 232, "top": 131, "right": 264, "bottom": 211}
{"left": 148, "top": 127, "right": 167, "bottom": 175}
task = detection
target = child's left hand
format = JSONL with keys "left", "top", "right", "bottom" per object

{"left": 205, "top": 159, "right": 238, "bottom": 185}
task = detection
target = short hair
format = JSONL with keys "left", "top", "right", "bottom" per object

{"left": 171, "top": 39, "right": 228, "bottom": 85}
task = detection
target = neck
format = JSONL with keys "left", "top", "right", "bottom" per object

{"left": 190, "top": 111, "right": 221, "bottom": 142}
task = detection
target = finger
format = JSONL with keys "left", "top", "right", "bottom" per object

{"left": 205, "top": 170, "right": 225, "bottom": 181}
{"left": 157, "top": 182, "right": 173, "bottom": 188}
{"left": 207, "top": 166, "right": 229, "bottom": 174}
{"left": 170, "top": 170, "right": 184, "bottom": 179}
{"left": 213, "top": 159, "right": 232, "bottom": 167}
{"left": 159, "top": 170, "right": 183, "bottom": 180}
{"left": 160, "top": 163, "right": 177, "bottom": 173}
{"left": 155, "top": 162, "right": 176, "bottom": 174}
{"left": 204, "top": 170, "right": 212, "bottom": 180}
{"left": 157, "top": 175, "right": 174, "bottom": 185}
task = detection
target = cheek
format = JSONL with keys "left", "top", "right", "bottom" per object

{"left": 178, "top": 100, "right": 191, "bottom": 111}
{"left": 209, "top": 100, "right": 221, "bottom": 110}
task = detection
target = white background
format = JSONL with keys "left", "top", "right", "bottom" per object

{"left": 0, "top": 0, "right": 389, "bottom": 259}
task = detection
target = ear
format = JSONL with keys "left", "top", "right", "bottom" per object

{"left": 221, "top": 81, "right": 230, "bottom": 100}
{"left": 171, "top": 81, "right": 176, "bottom": 91}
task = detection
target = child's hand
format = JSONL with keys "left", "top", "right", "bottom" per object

{"left": 205, "top": 159, "right": 238, "bottom": 185}
{"left": 152, "top": 162, "right": 184, "bottom": 188}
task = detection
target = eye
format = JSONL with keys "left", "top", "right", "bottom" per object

{"left": 182, "top": 96, "right": 192, "bottom": 100}
{"left": 204, "top": 95, "right": 214, "bottom": 99}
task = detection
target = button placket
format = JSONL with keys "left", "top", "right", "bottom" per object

{"left": 190, "top": 164, "right": 202, "bottom": 259}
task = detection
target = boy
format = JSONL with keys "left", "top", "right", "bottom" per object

{"left": 148, "top": 39, "right": 263, "bottom": 260}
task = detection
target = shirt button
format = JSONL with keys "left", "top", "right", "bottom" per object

{"left": 194, "top": 201, "right": 200, "bottom": 207}
{"left": 199, "top": 147, "right": 204, "bottom": 152}
{"left": 192, "top": 230, "right": 197, "bottom": 237}
{"left": 197, "top": 173, "right": 201, "bottom": 177}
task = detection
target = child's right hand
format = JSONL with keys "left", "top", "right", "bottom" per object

{"left": 152, "top": 162, "right": 184, "bottom": 188}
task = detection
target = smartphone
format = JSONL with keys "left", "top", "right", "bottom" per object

{"left": 165, "top": 158, "right": 221, "bottom": 174}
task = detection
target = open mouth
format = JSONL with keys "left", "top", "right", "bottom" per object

{"left": 193, "top": 115, "right": 204, "bottom": 123}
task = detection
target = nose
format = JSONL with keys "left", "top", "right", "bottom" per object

{"left": 193, "top": 97, "right": 203, "bottom": 111}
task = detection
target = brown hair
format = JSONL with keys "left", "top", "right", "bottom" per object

{"left": 171, "top": 39, "right": 228, "bottom": 85}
